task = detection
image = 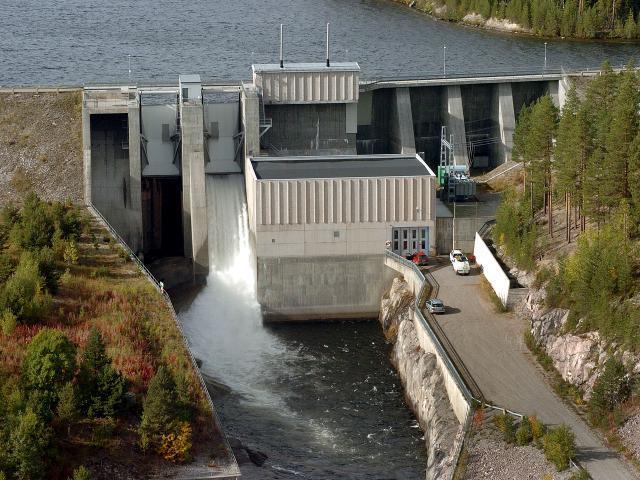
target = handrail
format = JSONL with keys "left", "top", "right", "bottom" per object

{"left": 85, "top": 203, "right": 240, "bottom": 477}
{"left": 384, "top": 250, "right": 478, "bottom": 403}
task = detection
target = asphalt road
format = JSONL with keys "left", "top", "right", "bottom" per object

{"left": 430, "top": 262, "right": 638, "bottom": 480}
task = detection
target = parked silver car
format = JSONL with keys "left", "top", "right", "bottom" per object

{"left": 425, "top": 299, "right": 446, "bottom": 314}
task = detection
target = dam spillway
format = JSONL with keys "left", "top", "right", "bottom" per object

{"left": 178, "top": 174, "right": 428, "bottom": 478}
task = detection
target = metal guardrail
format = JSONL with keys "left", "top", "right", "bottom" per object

{"left": 86, "top": 204, "right": 240, "bottom": 478}
{"left": 384, "top": 250, "right": 590, "bottom": 477}
{"left": 384, "top": 250, "right": 478, "bottom": 403}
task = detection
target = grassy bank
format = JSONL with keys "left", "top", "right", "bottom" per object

{"left": 0, "top": 196, "right": 226, "bottom": 479}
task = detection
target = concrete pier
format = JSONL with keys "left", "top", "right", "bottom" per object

{"left": 180, "top": 103, "right": 209, "bottom": 280}
{"left": 389, "top": 87, "right": 416, "bottom": 154}
{"left": 492, "top": 83, "right": 516, "bottom": 165}
{"left": 441, "top": 85, "right": 469, "bottom": 167}
{"left": 127, "top": 103, "right": 143, "bottom": 254}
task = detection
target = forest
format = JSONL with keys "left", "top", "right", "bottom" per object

{"left": 405, "top": 0, "right": 640, "bottom": 38}
{"left": 0, "top": 195, "right": 214, "bottom": 480}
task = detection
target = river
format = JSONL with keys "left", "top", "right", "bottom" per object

{"left": 0, "top": 0, "right": 638, "bottom": 86}
{"left": 178, "top": 175, "right": 425, "bottom": 479}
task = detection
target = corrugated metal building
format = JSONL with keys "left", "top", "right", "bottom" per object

{"left": 246, "top": 154, "right": 437, "bottom": 321}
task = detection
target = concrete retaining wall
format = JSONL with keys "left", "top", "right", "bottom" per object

{"left": 258, "top": 254, "right": 395, "bottom": 321}
{"left": 383, "top": 255, "right": 471, "bottom": 425}
{"left": 473, "top": 233, "right": 511, "bottom": 306}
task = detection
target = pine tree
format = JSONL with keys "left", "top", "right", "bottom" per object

{"left": 9, "top": 408, "right": 52, "bottom": 480}
{"left": 138, "top": 366, "right": 180, "bottom": 451}
{"left": 581, "top": 62, "right": 618, "bottom": 225}
{"left": 561, "top": 0, "right": 579, "bottom": 36}
{"left": 57, "top": 382, "right": 80, "bottom": 436}
{"left": 22, "top": 329, "right": 76, "bottom": 418}
{"left": 601, "top": 65, "right": 639, "bottom": 213}
{"left": 555, "top": 85, "right": 591, "bottom": 224}
{"left": 628, "top": 131, "right": 640, "bottom": 228}
{"left": 624, "top": 10, "right": 638, "bottom": 38}
{"left": 77, "top": 328, "right": 125, "bottom": 418}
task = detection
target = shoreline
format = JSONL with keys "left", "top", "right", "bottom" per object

{"left": 390, "top": 0, "right": 640, "bottom": 43}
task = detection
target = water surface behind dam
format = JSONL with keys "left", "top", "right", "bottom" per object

{"left": 180, "top": 175, "right": 425, "bottom": 479}
{"left": 1, "top": 0, "right": 639, "bottom": 85}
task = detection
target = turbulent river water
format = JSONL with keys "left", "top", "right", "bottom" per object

{"left": 1, "top": 0, "right": 639, "bottom": 85}
{"left": 180, "top": 175, "right": 425, "bottom": 479}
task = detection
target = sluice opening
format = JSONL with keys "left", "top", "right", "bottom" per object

{"left": 141, "top": 177, "right": 184, "bottom": 261}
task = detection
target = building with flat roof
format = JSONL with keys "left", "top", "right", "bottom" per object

{"left": 245, "top": 153, "right": 436, "bottom": 321}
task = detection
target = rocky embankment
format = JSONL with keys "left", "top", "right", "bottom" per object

{"left": 520, "top": 286, "right": 640, "bottom": 400}
{"left": 519, "top": 276, "right": 640, "bottom": 464}
{"left": 379, "top": 277, "right": 459, "bottom": 480}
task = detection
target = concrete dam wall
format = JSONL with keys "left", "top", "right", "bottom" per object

{"left": 81, "top": 65, "right": 567, "bottom": 319}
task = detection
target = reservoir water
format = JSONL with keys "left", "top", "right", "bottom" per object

{"left": 179, "top": 175, "right": 425, "bottom": 478}
{"left": 1, "top": 0, "right": 639, "bottom": 86}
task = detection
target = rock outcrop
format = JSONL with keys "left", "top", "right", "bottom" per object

{"left": 522, "top": 290, "right": 640, "bottom": 398}
{"left": 379, "top": 277, "right": 459, "bottom": 480}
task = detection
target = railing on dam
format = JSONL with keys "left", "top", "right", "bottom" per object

{"left": 86, "top": 203, "right": 241, "bottom": 479}
{"left": 361, "top": 63, "right": 636, "bottom": 88}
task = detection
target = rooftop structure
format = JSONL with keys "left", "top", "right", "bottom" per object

{"left": 251, "top": 154, "right": 434, "bottom": 180}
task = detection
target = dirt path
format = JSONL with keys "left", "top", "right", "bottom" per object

{"left": 430, "top": 262, "right": 638, "bottom": 480}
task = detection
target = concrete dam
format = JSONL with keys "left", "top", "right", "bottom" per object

{"left": 83, "top": 61, "right": 569, "bottom": 321}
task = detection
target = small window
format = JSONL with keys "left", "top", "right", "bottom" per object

{"left": 422, "top": 240, "right": 426, "bottom": 249}
{"left": 403, "top": 230, "right": 408, "bottom": 240}
{"left": 393, "top": 240, "right": 399, "bottom": 251}
{"left": 334, "top": 231, "right": 340, "bottom": 238}
{"left": 393, "top": 230, "right": 398, "bottom": 240}
{"left": 412, "top": 229, "right": 417, "bottom": 239}
{"left": 421, "top": 228, "right": 427, "bottom": 239}
{"left": 403, "top": 240, "right": 408, "bottom": 249}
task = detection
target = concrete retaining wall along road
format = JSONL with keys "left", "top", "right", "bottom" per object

{"left": 473, "top": 233, "right": 511, "bottom": 306}
{"left": 258, "top": 254, "right": 395, "bottom": 322}
{"left": 383, "top": 254, "right": 472, "bottom": 425}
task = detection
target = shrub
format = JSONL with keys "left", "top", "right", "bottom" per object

{"left": 158, "top": 422, "right": 192, "bottom": 463}
{"left": 588, "top": 357, "right": 630, "bottom": 426}
{"left": 515, "top": 418, "right": 533, "bottom": 445}
{"left": 139, "top": 366, "right": 182, "bottom": 452}
{"left": 88, "top": 417, "right": 116, "bottom": 448}
{"left": 569, "top": 468, "right": 590, "bottom": 480}
{"left": 9, "top": 193, "right": 55, "bottom": 251}
{"left": 528, "top": 415, "right": 546, "bottom": 446}
{"left": 33, "top": 247, "right": 61, "bottom": 293}
{"left": 543, "top": 424, "right": 576, "bottom": 471}
{"left": 0, "top": 254, "right": 15, "bottom": 285}
{"left": 63, "top": 241, "right": 79, "bottom": 266}
{"left": 0, "top": 310, "right": 16, "bottom": 336}
{"left": 0, "top": 253, "right": 51, "bottom": 323}
{"left": 9, "top": 407, "right": 52, "bottom": 480}
{"left": 57, "top": 382, "right": 80, "bottom": 436}
{"left": 22, "top": 329, "right": 76, "bottom": 417}
{"left": 77, "top": 328, "right": 126, "bottom": 418}
{"left": 70, "top": 466, "right": 92, "bottom": 480}
{"left": 493, "top": 413, "right": 516, "bottom": 444}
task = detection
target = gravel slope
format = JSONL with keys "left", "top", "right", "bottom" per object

{"left": 0, "top": 91, "right": 83, "bottom": 205}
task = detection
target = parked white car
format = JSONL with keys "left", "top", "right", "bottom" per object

{"left": 449, "top": 249, "right": 470, "bottom": 275}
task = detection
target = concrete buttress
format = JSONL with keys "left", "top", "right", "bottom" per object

{"left": 181, "top": 103, "right": 209, "bottom": 280}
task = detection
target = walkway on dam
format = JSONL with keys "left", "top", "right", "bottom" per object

{"left": 429, "top": 262, "right": 638, "bottom": 480}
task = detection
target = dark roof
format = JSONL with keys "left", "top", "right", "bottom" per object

{"left": 251, "top": 155, "right": 434, "bottom": 180}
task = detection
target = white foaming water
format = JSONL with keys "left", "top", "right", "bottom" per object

{"left": 181, "top": 174, "right": 286, "bottom": 401}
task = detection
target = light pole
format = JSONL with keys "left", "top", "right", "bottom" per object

{"left": 544, "top": 42, "right": 547, "bottom": 72}
{"left": 443, "top": 45, "right": 447, "bottom": 77}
